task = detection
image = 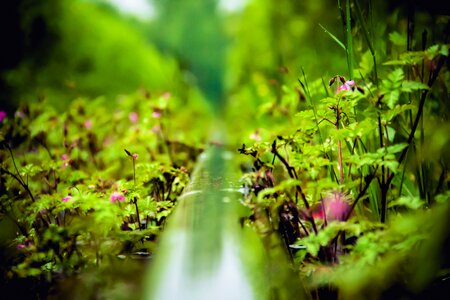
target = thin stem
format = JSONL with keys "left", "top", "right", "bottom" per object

{"left": 345, "top": 165, "right": 379, "bottom": 220}
{"left": 354, "top": 0, "right": 378, "bottom": 85}
{"left": 376, "top": 102, "right": 387, "bottom": 222}
{"left": 1, "top": 167, "right": 35, "bottom": 203}
{"left": 271, "top": 141, "right": 318, "bottom": 234}
{"left": 133, "top": 197, "right": 141, "bottom": 231}
{"left": 345, "top": 0, "right": 354, "bottom": 79}
{"left": 336, "top": 106, "right": 344, "bottom": 185}
{"left": 133, "top": 159, "right": 136, "bottom": 186}
{"left": 392, "top": 55, "right": 447, "bottom": 177}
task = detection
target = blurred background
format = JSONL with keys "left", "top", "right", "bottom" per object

{"left": 0, "top": 0, "right": 448, "bottom": 110}
{"left": 0, "top": 0, "right": 368, "bottom": 112}
{"left": 2, "top": 0, "right": 448, "bottom": 113}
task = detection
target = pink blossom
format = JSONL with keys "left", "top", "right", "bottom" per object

{"left": 336, "top": 80, "right": 355, "bottom": 93}
{"left": 110, "top": 191, "right": 125, "bottom": 203}
{"left": 62, "top": 195, "right": 72, "bottom": 202}
{"left": 151, "top": 124, "right": 161, "bottom": 133}
{"left": 61, "top": 154, "right": 70, "bottom": 168}
{"left": 15, "top": 110, "right": 25, "bottom": 119}
{"left": 161, "top": 92, "right": 171, "bottom": 100}
{"left": 0, "top": 111, "right": 6, "bottom": 122}
{"left": 249, "top": 129, "right": 261, "bottom": 141}
{"left": 152, "top": 109, "right": 162, "bottom": 119}
{"left": 129, "top": 112, "right": 139, "bottom": 123}
{"left": 84, "top": 119, "right": 92, "bottom": 130}
{"left": 132, "top": 153, "right": 139, "bottom": 160}
{"left": 312, "top": 192, "right": 351, "bottom": 221}
{"left": 17, "top": 239, "right": 32, "bottom": 249}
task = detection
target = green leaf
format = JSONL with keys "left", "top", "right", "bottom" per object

{"left": 426, "top": 44, "right": 449, "bottom": 58}
{"left": 383, "top": 51, "right": 424, "bottom": 66}
{"left": 20, "top": 164, "right": 43, "bottom": 177}
{"left": 385, "top": 90, "right": 400, "bottom": 109}
{"left": 401, "top": 81, "right": 429, "bottom": 92}
{"left": 358, "top": 50, "right": 374, "bottom": 77}
{"left": 381, "top": 68, "right": 405, "bottom": 108}
{"left": 318, "top": 23, "right": 346, "bottom": 51}
{"left": 387, "top": 68, "right": 404, "bottom": 84}
{"left": 384, "top": 143, "right": 408, "bottom": 154}
{"left": 383, "top": 104, "right": 415, "bottom": 121}
{"left": 389, "top": 31, "right": 406, "bottom": 47}
{"left": 388, "top": 196, "right": 425, "bottom": 209}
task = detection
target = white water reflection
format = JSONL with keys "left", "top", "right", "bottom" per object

{"left": 151, "top": 232, "right": 253, "bottom": 300}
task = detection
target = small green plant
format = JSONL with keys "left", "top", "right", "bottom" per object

{"left": 0, "top": 90, "right": 211, "bottom": 298}
{"left": 236, "top": 3, "right": 450, "bottom": 298}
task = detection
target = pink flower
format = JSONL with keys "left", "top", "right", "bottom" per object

{"left": 161, "top": 92, "right": 171, "bottom": 100}
{"left": 0, "top": 111, "right": 7, "bottom": 123}
{"left": 129, "top": 112, "right": 139, "bottom": 123}
{"left": 61, "top": 154, "right": 70, "bottom": 168}
{"left": 151, "top": 124, "right": 161, "bottom": 133}
{"left": 110, "top": 191, "right": 125, "bottom": 203}
{"left": 132, "top": 153, "right": 139, "bottom": 160}
{"left": 62, "top": 195, "right": 72, "bottom": 202}
{"left": 15, "top": 110, "right": 25, "bottom": 119}
{"left": 336, "top": 80, "right": 355, "bottom": 93}
{"left": 249, "top": 129, "right": 261, "bottom": 141}
{"left": 84, "top": 119, "right": 92, "bottom": 130}
{"left": 312, "top": 192, "right": 351, "bottom": 221}
{"left": 152, "top": 108, "right": 162, "bottom": 119}
{"left": 16, "top": 239, "right": 32, "bottom": 249}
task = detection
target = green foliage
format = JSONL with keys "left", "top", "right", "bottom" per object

{"left": 0, "top": 88, "right": 212, "bottom": 297}
{"left": 3, "top": 1, "right": 181, "bottom": 109}
{"left": 234, "top": 4, "right": 450, "bottom": 298}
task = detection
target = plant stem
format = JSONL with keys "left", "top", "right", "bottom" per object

{"left": 271, "top": 141, "right": 318, "bottom": 234}
{"left": 390, "top": 54, "right": 448, "bottom": 183}
{"left": 345, "top": 0, "right": 354, "bottom": 79}
{"left": 376, "top": 99, "right": 387, "bottom": 222}
{"left": 2, "top": 145, "right": 36, "bottom": 203}
{"left": 354, "top": 0, "right": 378, "bottom": 85}
{"left": 336, "top": 105, "right": 344, "bottom": 185}
{"left": 133, "top": 158, "right": 136, "bottom": 186}
{"left": 345, "top": 165, "right": 379, "bottom": 220}
{"left": 133, "top": 197, "right": 141, "bottom": 230}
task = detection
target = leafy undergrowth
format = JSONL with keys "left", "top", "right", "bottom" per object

{"left": 0, "top": 90, "right": 213, "bottom": 298}
{"left": 233, "top": 20, "right": 450, "bottom": 299}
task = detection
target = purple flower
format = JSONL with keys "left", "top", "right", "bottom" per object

{"left": 0, "top": 111, "right": 7, "bottom": 123}
{"left": 336, "top": 80, "right": 355, "bottom": 93}
{"left": 62, "top": 195, "right": 72, "bottom": 202}
{"left": 110, "top": 191, "right": 125, "bottom": 203}
{"left": 16, "top": 244, "right": 26, "bottom": 249}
